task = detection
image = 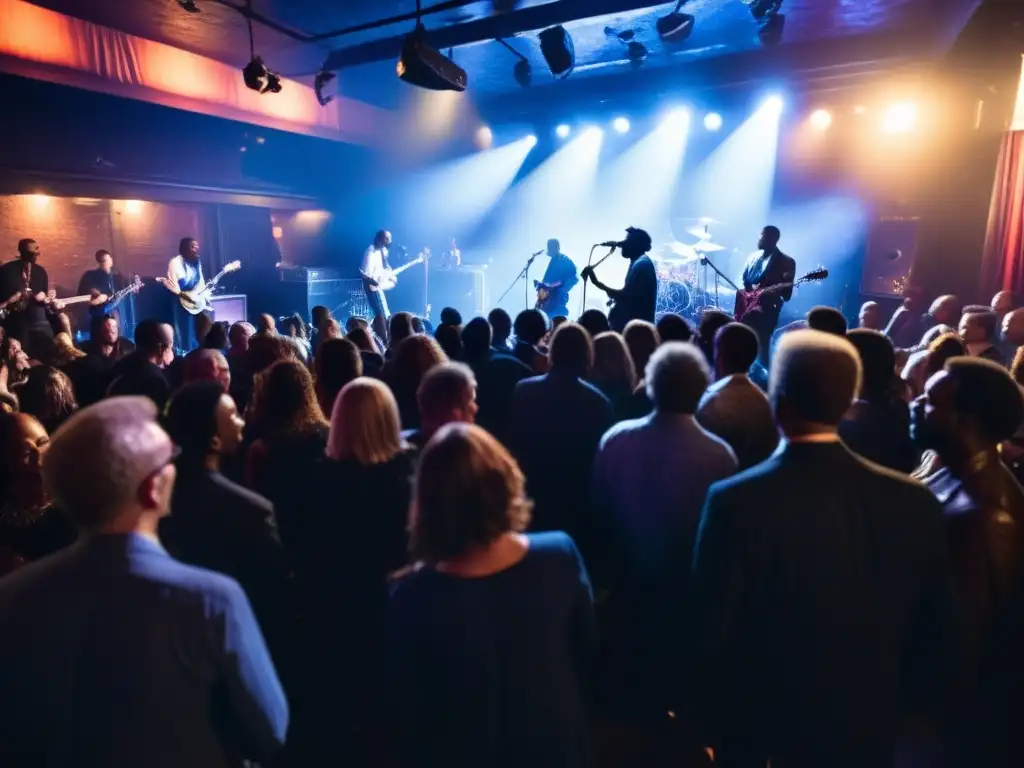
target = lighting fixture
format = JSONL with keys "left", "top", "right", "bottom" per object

{"left": 656, "top": 1, "right": 695, "bottom": 43}
{"left": 496, "top": 38, "right": 532, "bottom": 88}
{"left": 762, "top": 95, "right": 784, "bottom": 115}
{"left": 662, "top": 108, "right": 690, "bottom": 129}
{"left": 538, "top": 25, "right": 575, "bottom": 79}
{"left": 747, "top": 0, "right": 783, "bottom": 19}
{"left": 555, "top": 124, "right": 571, "bottom": 139}
{"left": 177, "top": 0, "right": 200, "bottom": 12}
{"left": 809, "top": 109, "right": 833, "bottom": 131}
{"left": 703, "top": 112, "right": 723, "bottom": 131}
{"left": 314, "top": 70, "right": 336, "bottom": 106}
{"left": 243, "top": 57, "right": 282, "bottom": 93}
{"left": 757, "top": 12, "right": 785, "bottom": 46}
{"left": 398, "top": 24, "right": 467, "bottom": 91}
{"left": 612, "top": 116, "right": 630, "bottom": 134}
{"left": 626, "top": 41, "right": 648, "bottom": 64}
{"left": 476, "top": 125, "right": 494, "bottom": 149}
{"left": 525, "top": 134, "right": 538, "bottom": 147}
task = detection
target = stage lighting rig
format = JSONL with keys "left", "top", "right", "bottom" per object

{"left": 243, "top": 56, "right": 282, "bottom": 93}
{"left": 539, "top": 25, "right": 575, "bottom": 79}
{"left": 177, "top": 0, "right": 201, "bottom": 12}
{"left": 656, "top": 1, "right": 695, "bottom": 44}
{"left": 398, "top": 24, "right": 467, "bottom": 90}
{"left": 314, "top": 69, "right": 336, "bottom": 106}
{"left": 496, "top": 38, "right": 532, "bottom": 88}
{"left": 745, "top": 0, "right": 785, "bottom": 45}
{"left": 747, "top": 0, "right": 782, "bottom": 19}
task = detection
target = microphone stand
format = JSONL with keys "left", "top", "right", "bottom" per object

{"left": 580, "top": 244, "right": 618, "bottom": 318}
{"left": 699, "top": 254, "right": 740, "bottom": 312}
{"left": 495, "top": 251, "right": 539, "bottom": 310}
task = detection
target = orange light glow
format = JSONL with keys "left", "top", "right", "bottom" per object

{"left": 1012, "top": 55, "right": 1024, "bottom": 131}
{"left": 123, "top": 200, "right": 144, "bottom": 214}
{"left": 29, "top": 194, "right": 51, "bottom": 210}
{"left": 272, "top": 226, "right": 284, "bottom": 239}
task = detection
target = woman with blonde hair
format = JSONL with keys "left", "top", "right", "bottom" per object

{"left": 297, "top": 377, "right": 414, "bottom": 751}
{"left": 382, "top": 333, "right": 448, "bottom": 428}
{"left": 387, "top": 423, "right": 595, "bottom": 768}
{"left": 590, "top": 331, "right": 638, "bottom": 422}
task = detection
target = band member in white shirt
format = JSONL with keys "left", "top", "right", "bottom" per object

{"left": 166, "top": 237, "right": 207, "bottom": 353}
{"left": 360, "top": 229, "right": 393, "bottom": 343}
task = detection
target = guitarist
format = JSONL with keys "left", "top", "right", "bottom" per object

{"left": 167, "top": 237, "right": 207, "bottom": 353}
{"left": 77, "top": 249, "right": 135, "bottom": 338}
{"left": 581, "top": 227, "right": 657, "bottom": 333}
{"left": 736, "top": 225, "right": 796, "bottom": 368}
{"left": 0, "top": 238, "right": 55, "bottom": 361}
{"left": 360, "top": 229, "right": 394, "bottom": 344}
{"left": 536, "top": 239, "right": 578, "bottom": 319}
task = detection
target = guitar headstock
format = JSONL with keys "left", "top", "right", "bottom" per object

{"left": 130, "top": 275, "right": 144, "bottom": 291}
{"left": 223, "top": 260, "right": 242, "bottom": 273}
{"left": 800, "top": 267, "right": 828, "bottom": 283}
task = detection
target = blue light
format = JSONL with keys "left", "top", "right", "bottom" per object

{"left": 555, "top": 124, "right": 571, "bottom": 139}
{"left": 612, "top": 116, "right": 630, "bottom": 134}
{"left": 703, "top": 112, "right": 723, "bottom": 131}
{"left": 662, "top": 108, "right": 690, "bottom": 130}
{"left": 762, "top": 95, "right": 784, "bottom": 115}
{"left": 526, "top": 134, "right": 538, "bottom": 147}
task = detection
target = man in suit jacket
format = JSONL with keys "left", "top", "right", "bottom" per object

{"left": 736, "top": 225, "right": 797, "bottom": 368}
{"left": 0, "top": 397, "right": 288, "bottom": 768}
{"left": 508, "top": 323, "right": 613, "bottom": 545}
{"left": 690, "top": 330, "right": 958, "bottom": 768}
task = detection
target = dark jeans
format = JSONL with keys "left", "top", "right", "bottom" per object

{"left": 742, "top": 309, "right": 778, "bottom": 369}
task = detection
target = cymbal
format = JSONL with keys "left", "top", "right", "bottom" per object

{"left": 676, "top": 216, "right": 723, "bottom": 225}
{"left": 657, "top": 241, "right": 701, "bottom": 262}
{"left": 692, "top": 241, "right": 726, "bottom": 253}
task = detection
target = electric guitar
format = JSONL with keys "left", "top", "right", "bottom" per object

{"left": 88, "top": 275, "right": 145, "bottom": 316}
{"left": 534, "top": 280, "right": 563, "bottom": 312}
{"left": 733, "top": 268, "right": 829, "bottom": 321}
{"left": 363, "top": 253, "right": 425, "bottom": 293}
{"left": 157, "top": 260, "right": 241, "bottom": 315}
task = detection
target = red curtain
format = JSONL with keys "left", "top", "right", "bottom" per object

{"left": 981, "top": 131, "right": 1024, "bottom": 296}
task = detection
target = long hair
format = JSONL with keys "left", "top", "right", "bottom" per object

{"left": 326, "top": 377, "right": 404, "bottom": 465}
{"left": 249, "top": 359, "right": 326, "bottom": 439}
{"left": 409, "top": 423, "right": 531, "bottom": 564}
{"left": 592, "top": 331, "right": 638, "bottom": 391}
{"left": 18, "top": 367, "right": 77, "bottom": 434}
{"left": 623, "top": 320, "right": 660, "bottom": 382}
{"left": 314, "top": 338, "right": 362, "bottom": 416}
{"left": 388, "top": 335, "right": 447, "bottom": 394}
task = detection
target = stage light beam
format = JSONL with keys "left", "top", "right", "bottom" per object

{"left": 475, "top": 125, "right": 494, "bottom": 149}
{"left": 555, "top": 124, "right": 571, "bottom": 139}
{"left": 809, "top": 109, "right": 832, "bottom": 132}
{"left": 704, "top": 112, "right": 723, "bottom": 131}
{"left": 762, "top": 95, "right": 784, "bottom": 115}
{"left": 612, "top": 116, "right": 630, "bottom": 134}
{"left": 882, "top": 102, "right": 917, "bottom": 134}
{"left": 525, "top": 134, "right": 538, "bottom": 147}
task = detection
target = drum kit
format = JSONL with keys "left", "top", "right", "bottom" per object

{"left": 654, "top": 217, "right": 737, "bottom": 321}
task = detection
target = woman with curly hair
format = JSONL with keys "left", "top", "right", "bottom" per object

{"left": 387, "top": 423, "right": 595, "bottom": 768}
{"left": 17, "top": 366, "right": 78, "bottom": 434}
{"left": 244, "top": 358, "right": 328, "bottom": 506}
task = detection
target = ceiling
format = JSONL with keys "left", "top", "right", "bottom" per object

{"left": 25, "top": 0, "right": 983, "bottom": 107}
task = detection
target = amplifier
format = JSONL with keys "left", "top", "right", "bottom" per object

{"left": 272, "top": 278, "right": 363, "bottom": 323}
{"left": 209, "top": 294, "right": 248, "bottom": 326}
{"left": 277, "top": 266, "right": 345, "bottom": 282}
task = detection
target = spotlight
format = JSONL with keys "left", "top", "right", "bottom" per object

{"left": 882, "top": 102, "right": 917, "bottom": 133}
{"left": 626, "top": 41, "right": 648, "bottom": 65}
{"left": 242, "top": 57, "right": 283, "bottom": 94}
{"left": 757, "top": 12, "right": 785, "bottom": 46}
{"left": 124, "top": 200, "right": 144, "bottom": 215}
{"left": 582, "top": 126, "right": 604, "bottom": 141}
{"left": 662, "top": 107, "right": 690, "bottom": 129}
{"left": 513, "top": 58, "right": 532, "bottom": 88}
{"left": 762, "top": 95, "right": 784, "bottom": 115}
{"left": 525, "top": 134, "right": 538, "bottom": 147}
{"left": 704, "top": 112, "right": 723, "bottom": 131}
{"left": 475, "top": 125, "right": 494, "bottom": 149}
{"left": 397, "top": 25, "right": 467, "bottom": 91}
{"left": 539, "top": 25, "right": 575, "bottom": 79}
{"left": 612, "top": 116, "right": 630, "bottom": 134}
{"left": 314, "top": 70, "right": 336, "bottom": 106}
{"left": 809, "top": 109, "right": 833, "bottom": 131}
{"left": 29, "top": 194, "right": 50, "bottom": 210}
{"left": 657, "top": 2, "right": 695, "bottom": 43}
{"left": 555, "top": 124, "right": 571, "bottom": 139}
{"left": 177, "top": 0, "right": 200, "bottom": 12}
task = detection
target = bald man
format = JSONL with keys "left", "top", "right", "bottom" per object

{"left": 690, "top": 330, "right": 956, "bottom": 768}
{"left": 182, "top": 348, "right": 231, "bottom": 392}
{"left": 0, "top": 397, "right": 288, "bottom": 766}
{"left": 857, "top": 301, "right": 884, "bottom": 331}
{"left": 992, "top": 290, "right": 1014, "bottom": 319}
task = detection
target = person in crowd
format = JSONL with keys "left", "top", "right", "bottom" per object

{"left": 434, "top": 322, "right": 464, "bottom": 361}
{"left": 858, "top": 300, "right": 885, "bottom": 331}
{"left": 439, "top": 306, "right": 463, "bottom": 330}
{"left": 160, "top": 382, "right": 292, "bottom": 666}
{"left": 203, "top": 321, "right": 229, "bottom": 352}
{"left": 656, "top": 312, "right": 693, "bottom": 343}
{"left": 106, "top": 319, "right": 173, "bottom": 409}
{"left": 839, "top": 329, "right": 918, "bottom": 473}
{"left": 313, "top": 337, "right": 362, "bottom": 416}
{"left": 901, "top": 327, "right": 961, "bottom": 398}
{"left": 487, "top": 307, "right": 514, "bottom": 353}
{"left": 1001, "top": 307, "right": 1024, "bottom": 357}
{"left": 281, "top": 313, "right": 311, "bottom": 364}
{"left": 590, "top": 331, "right": 638, "bottom": 422}
{"left": 300, "top": 377, "right": 414, "bottom": 751}
{"left": 182, "top": 348, "right": 231, "bottom": 392}
{"left": 512, "top": 308, "right": 551, "bottom": 374}
{"left": 17, "top": 366, "right": 77, "bottom": 435}
{"left": 411, "top": 315, "right": 428, "bottom": 334}
{"left": 911, "top": 358, "right": 1024, "bottom": 766}
{"left": 927, "top": 294, "right": 962, "bottom": 334}
{"left": 387, "top": 423, "right": 595, "bottom": 768}
{"left": 227, "top": 321, "right": 254, "bottom": 359}
{"left": 507, "top": 323, "right": 613, "bottom": 542}
{"left": 1012, "top": 346, "right": 1024, "bottom": 386}
{"left": 50, "top": 332, "right": 85, "bottom": 369}
{"left": 807, "top": 305, "right": 848, "bottom": 336}
{"left": 959, "top": 305, "right": 1004, "bottom": 364}
{"left": 382, "top": 334, "right": 447, "bottom": 429}
{"left": 347, "top": 326, "right": 385, "bottom": 377}
{"left": 696, "top": 309, "right": 733, "bottom": 367}
{"left": 689, "top": 330, "right": 957, "bottom": 768}
{"left": 461, "top": 317, "right": 532, "bottom": 444}
{"left": 697, "top": 323, "right": 778, "bottom": 469}
{"left": 592, "top": 342, "right": 735, "bottom": 717}
{"left": 388, "top": 311, "right": 416, "bottom": 359}
{"left": 245, "top": 359, "right": 329, "bottom": 505}
{"left": 246, "top": 333, "right": 294, "bottom": 379}
{"left": 579, "top": 308, "right": 612, "bottom": 339}
{"left": 81, "top": 313, "right": 134, "bottom": 361}
{"left": 310, "top": 305, "right": 333, "bottom": 356}
{"left": 0, "top": 397, "right": 288, "bottom": 765}
{"left": 991, "top": 290, "right": 1014, "bottom": 319}
{"left": 256, "top": 313, "right": 277, "bottom": 336}
{"left": 226, "top": 321, "right": 255, "bottom": 412}
{"left": 0, "top": 411, "right": 75, "bottom": 574}
{"left": 1, "top": 336, "right": 29, "bottom": 389}
{"left": 885, "top": 287, "right": 928, "bottom": 349}
{"left": 404, "top": 362, "right": 478, "bottom": 449}
{"left": 623, "top": 320, "right": 660, "bottom": 384}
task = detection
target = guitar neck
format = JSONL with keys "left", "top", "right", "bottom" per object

{"left": 56, "top": 295, "right": 95, "bottom": 307}
{"left": 391, "top": 260, "right": 420, "bottom": 277}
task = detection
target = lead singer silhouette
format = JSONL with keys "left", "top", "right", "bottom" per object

{"left": 582, "top": 227, "right": 657, "bottom": 333}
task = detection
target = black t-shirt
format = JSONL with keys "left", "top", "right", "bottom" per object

{"left": 0, "top": 260, "right": 49, "bottom": 329}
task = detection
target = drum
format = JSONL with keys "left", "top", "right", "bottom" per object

{"left": 655, "top": 278, "right": 691, "bottom": 317}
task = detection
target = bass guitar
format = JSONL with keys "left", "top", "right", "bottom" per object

{"left": 734, "top": 268, "right": 829, "bottom": 322}
{"left": 363, "top": 253, "right": 425, "bottom": 293}
{"left": 156, "top": 260, "right": 241, "bottom": 315}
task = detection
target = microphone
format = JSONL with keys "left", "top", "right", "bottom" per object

{"left": 598, "top": 240, "right": 622, "bottom": 248}
{"left": 531, "top": 249, "right": 544, "bottom": 257}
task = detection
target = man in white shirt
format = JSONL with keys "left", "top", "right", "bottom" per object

{"left": 361, "top": 229, "right": 393, "bottom": 344}
{"left": 165, "top": 237, "right": 207, "bottom": 352}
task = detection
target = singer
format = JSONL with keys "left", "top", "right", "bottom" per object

{"left": 581, "top": 227, "right": 657, "bottom": 332}
{"left": 535, "top": 239, "right": 578, "bottom": 318}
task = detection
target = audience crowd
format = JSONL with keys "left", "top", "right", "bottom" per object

{"left": 1, "top": 288, "right": 1024, "bottom": 768}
